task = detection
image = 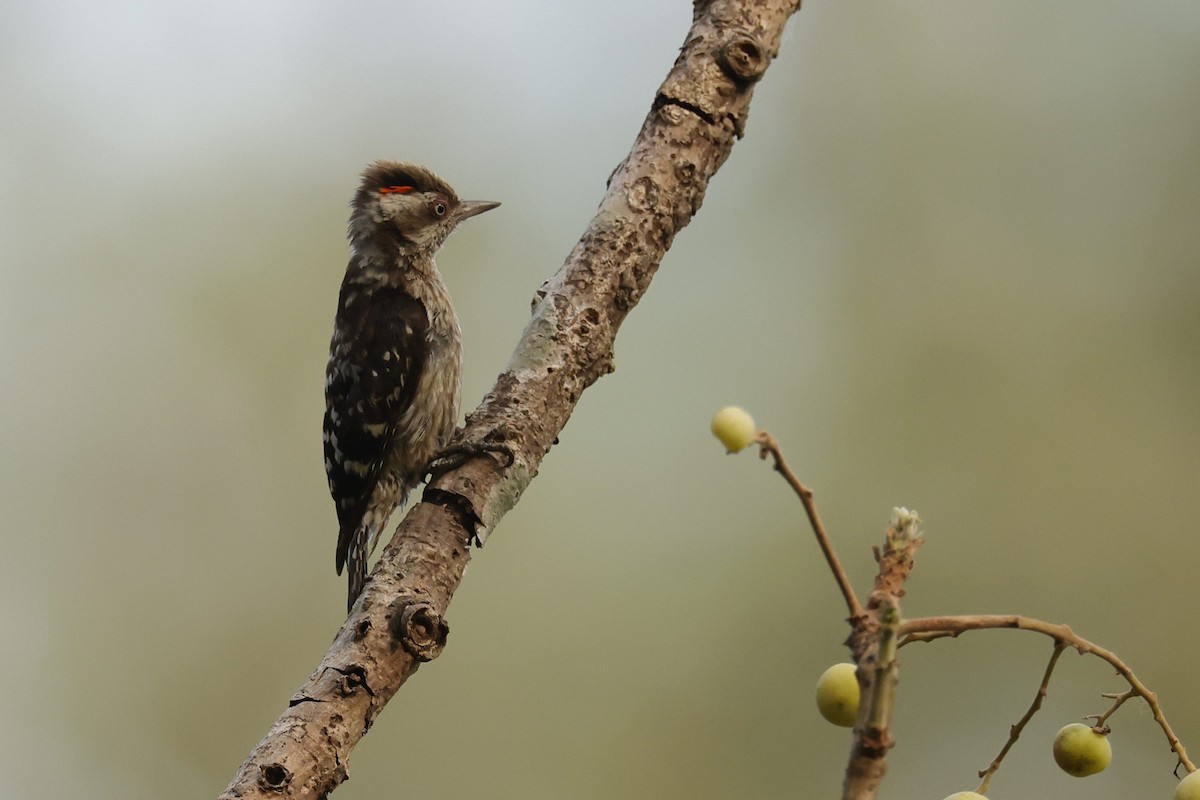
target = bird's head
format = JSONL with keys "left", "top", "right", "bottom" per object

{"left": 349, "top": 161, "right": 499, "bottom": 256}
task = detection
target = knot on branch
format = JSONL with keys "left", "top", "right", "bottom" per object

{"left": 390, "top": 601, "right": 449, "bottom": 661}
{"left": 718, "top": 32, "right": 767, "bottom": 84}
{"left": 424, "top": 488, "right": 485, "bottom": 545}
{"left": 856, "top": 728, "right": 896, "bottom": 759}
{"left": 257, "top": 762, "right": 292, "bottom": 792}
{"left": 626, "top": 175, "right": 660, "bottom": 212}
{"left": 333, "top": 663, "right": 373, "bottom": 697}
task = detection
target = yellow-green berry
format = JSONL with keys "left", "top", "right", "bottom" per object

{"left": 1175, "top": 769, "right": 1200, "bottom": 800}
{"left": 710, "top": 406, "right": 756, "bottom": 453}
{"left": 1052, "top": 722, "right": 1112, "bottom": 777}
{"left": 815, "top": 662, "right": 860, "bottom": 727}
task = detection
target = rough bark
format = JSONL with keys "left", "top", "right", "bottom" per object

{"left": 219, "top": 2, "right": 804, "bottom": 797}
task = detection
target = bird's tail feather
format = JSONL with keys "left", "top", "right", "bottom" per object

{"left": 345, "top": 525, "right": 368, "bottom": 613}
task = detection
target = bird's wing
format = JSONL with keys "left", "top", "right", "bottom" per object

{"left": 324, "top": 283, "right": 429, "bottom": 574}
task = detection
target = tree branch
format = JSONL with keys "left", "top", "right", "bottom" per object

{"left": 842, "top": 512, "right": 922, "bottom": 800}
{"left": 219, "top": 2, "right": 804, "bottom": 797}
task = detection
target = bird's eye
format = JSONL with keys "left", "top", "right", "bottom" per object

{"left": 432, "top": 201, "right": 448, "bottom": 216}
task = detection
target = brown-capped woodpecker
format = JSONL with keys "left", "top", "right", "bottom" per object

{"left": 324, "top": 161, "right": 499, "bottom": 612}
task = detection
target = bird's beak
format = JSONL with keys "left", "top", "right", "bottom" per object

{"left": 455, "top": 199, "right": 501, "bottom": 221}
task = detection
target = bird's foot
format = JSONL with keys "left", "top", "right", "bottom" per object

{"left": 426, "top": 440, "right": 515, "bottom": 480}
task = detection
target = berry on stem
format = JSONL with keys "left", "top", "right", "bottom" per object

{"left": 1052, "top": 722, "right": 1112, "bottom": 777}
{"left": 815, "top": 662, "right": 860, "bottom": 727}
{"left": 710, "top": 406, "right": 757, "bottom": 453}
{"left": 1176, "top": 769, "right": 1200, "bottom": 800}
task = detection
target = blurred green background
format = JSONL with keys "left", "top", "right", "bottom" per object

{"left": 2, "top": 2, "right": 1197, "bottom": 798}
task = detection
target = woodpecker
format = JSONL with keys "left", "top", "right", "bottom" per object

{"left": 324, "top": 161, "right": 499, "bottom": 612}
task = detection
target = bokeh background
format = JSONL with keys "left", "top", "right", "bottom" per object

{"left": 2, "top": 1, "right": 1198, "bottom": 798}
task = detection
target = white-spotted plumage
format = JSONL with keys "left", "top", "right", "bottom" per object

{"left": 324, "top": 161, "right": 497, "bottom": 612}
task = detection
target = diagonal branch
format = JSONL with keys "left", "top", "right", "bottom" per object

{"left": 219, "top": 2, "right": 804, "bottom": 797}
{"left": 976, "top": 641, "right": 1067, "bottom": 794}
{"left": 754, "top": 431, "right": 864, "bottom": 619}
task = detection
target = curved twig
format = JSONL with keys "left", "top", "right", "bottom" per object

{"left": 901, "top": 614, "right": 1194, "bottom": 775}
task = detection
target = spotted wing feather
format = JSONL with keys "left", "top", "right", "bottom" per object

{"left": 324, "top": 283, "right": 429, "bottom": 575}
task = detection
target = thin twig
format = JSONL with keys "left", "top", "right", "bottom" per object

{"left": 976, "top": 642, "right": 1067, "bottom": 795}
{"left": 754, "top": 431, "right": 864, "bottom": 619}
{"left": 1089, "top": 689, "right": 1135, "bottom": 729}
{"left": 901, "top": 614, "right": 1194, "bottom": 775}
{"left": 899, "top": 630, "right": 958, "bottom": 645}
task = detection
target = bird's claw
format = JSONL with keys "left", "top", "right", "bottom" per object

{"left": 427, "top": 441, "right": 515, "bottom": 480}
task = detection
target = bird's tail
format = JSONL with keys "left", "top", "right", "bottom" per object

{"left": 336, "top": 520, "right": 371, "bottom": 613}
{"left": 345, "top": 526, "right": 368, "bottom": 613}
{"left": 335, "top": 494, "right": 406, "bottom": 613}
